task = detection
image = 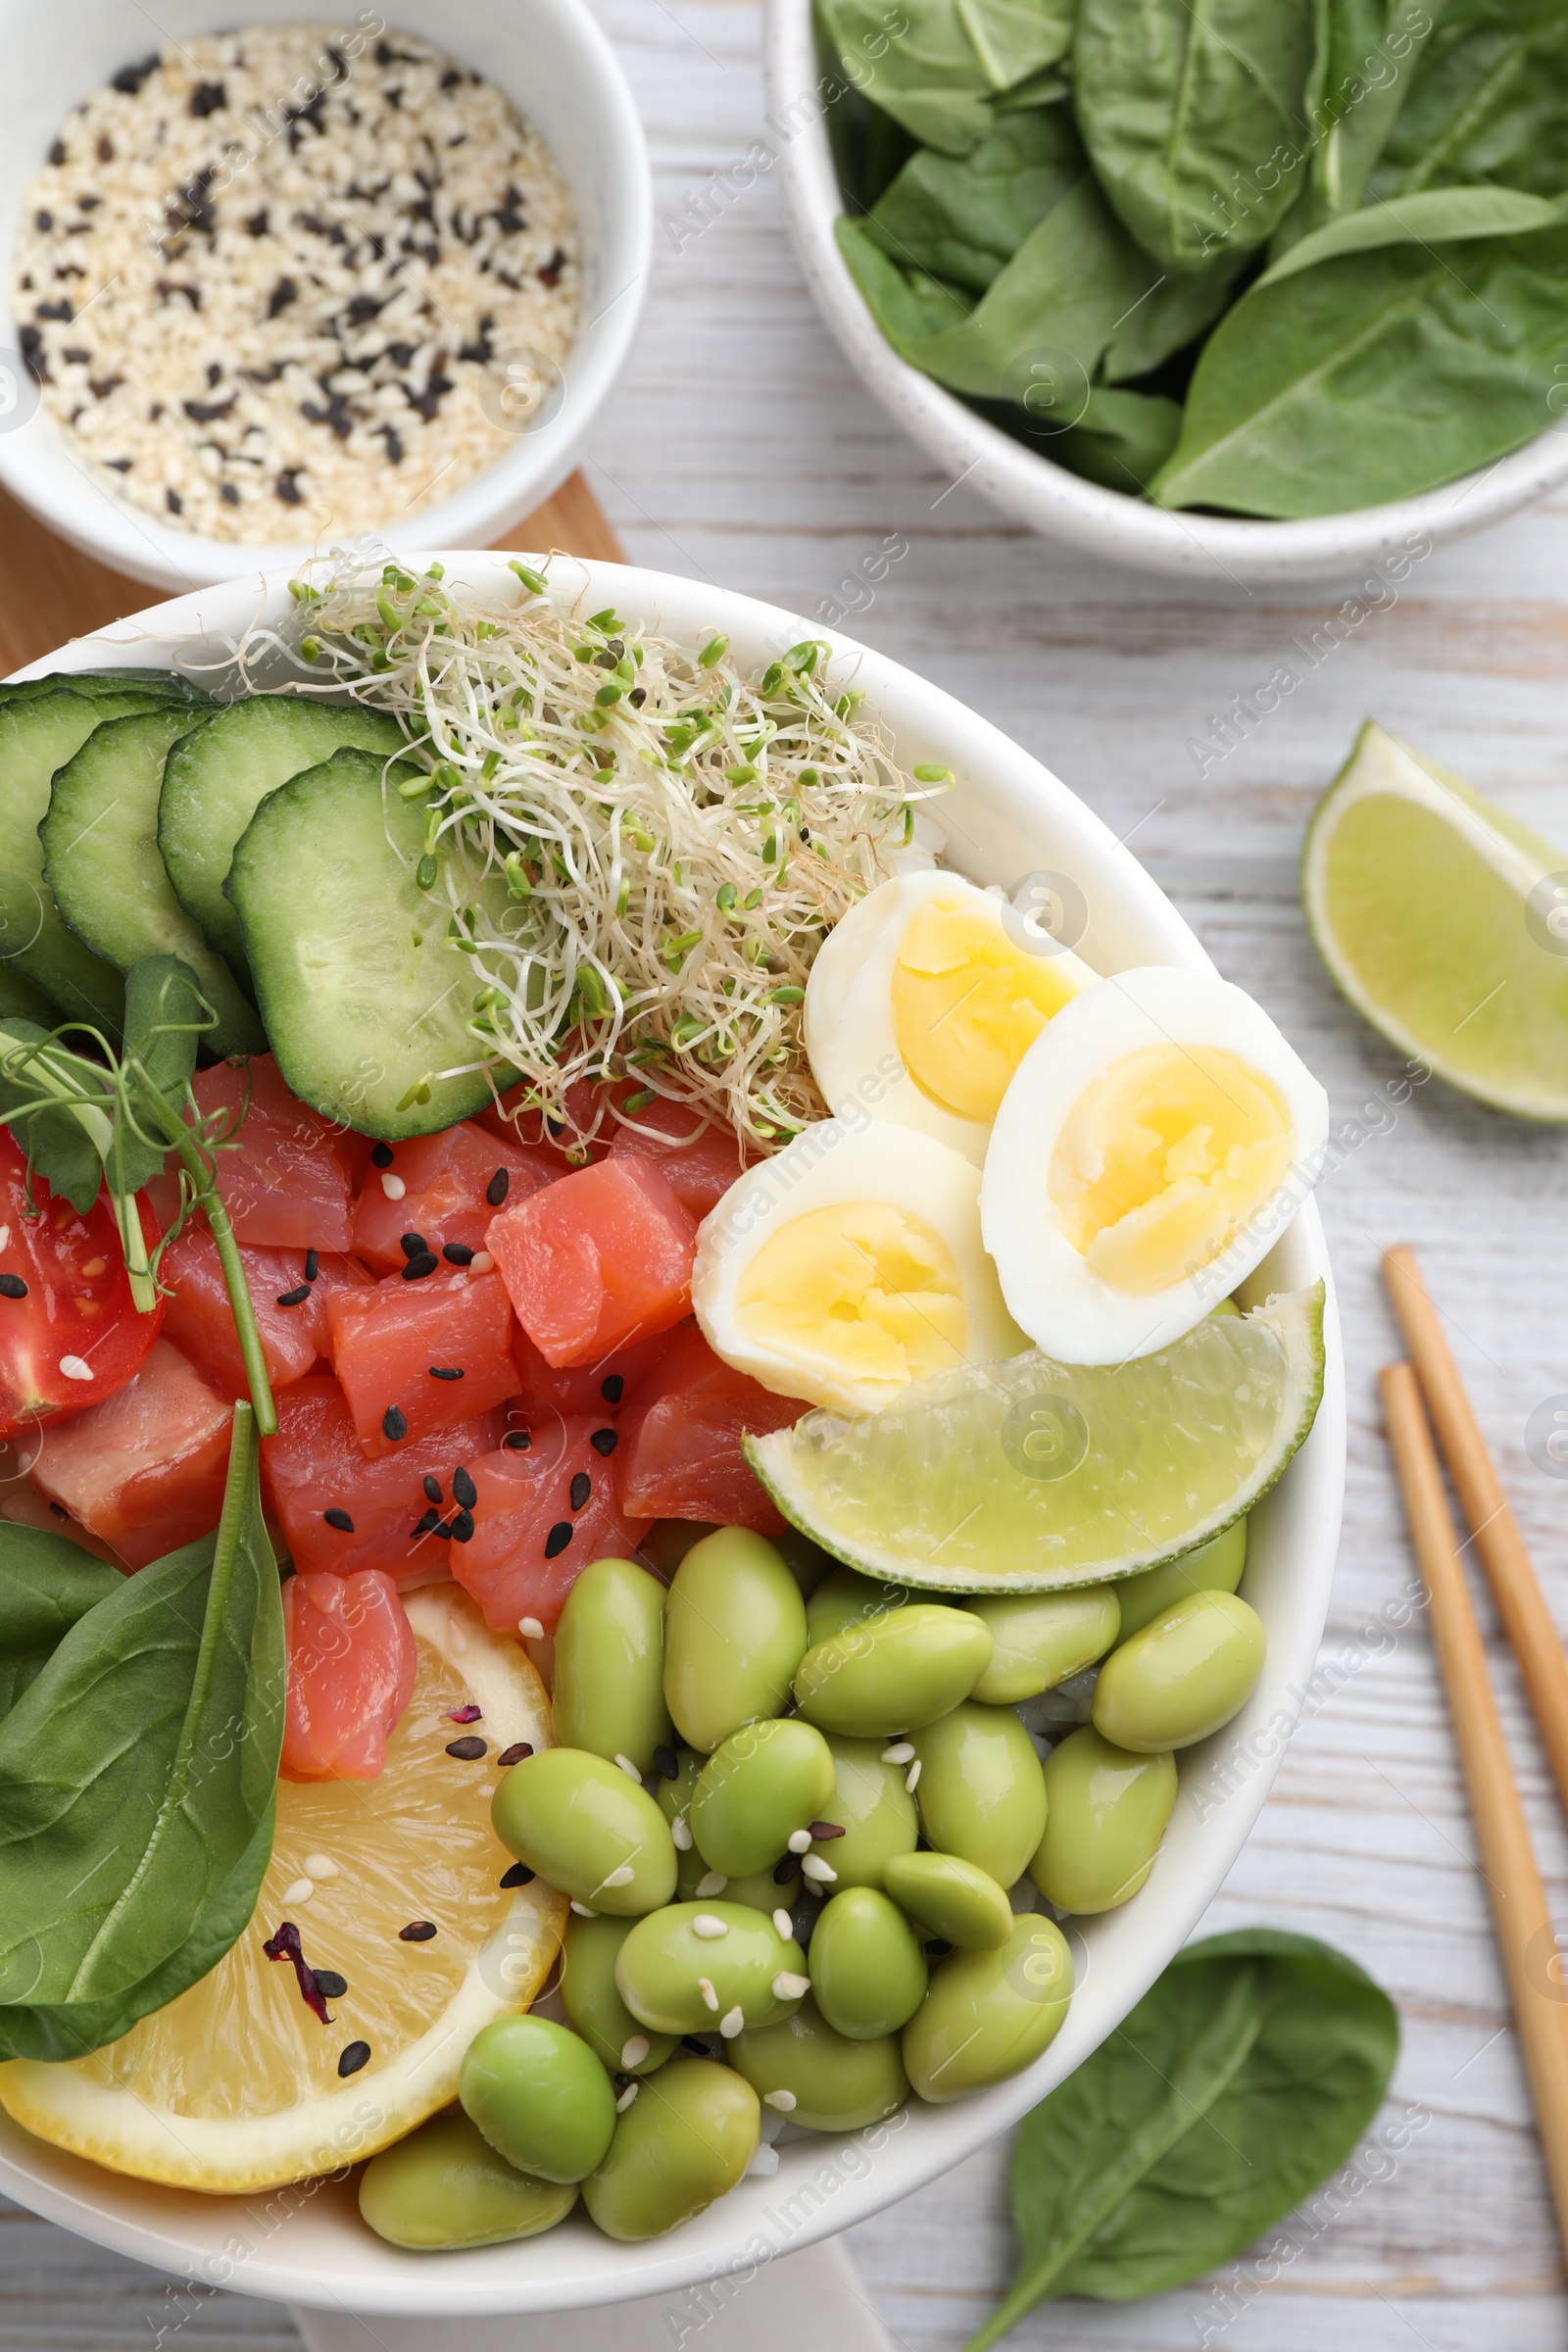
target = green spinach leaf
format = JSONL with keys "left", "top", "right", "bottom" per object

{"left": 1073, "top": 0, "right": 1318, "bottom": 268}
{"left": 1298, "top": 0, "right": 1440, "bottom": 220}
{"left": 966, "top": 1928, "right": 1398, "bottom": 2349}
{"left": 956, "top": 0, "right": 1076, "bottom": 92}
{"left": 1152, "top": 225, "right": 1568, "bottom": 514}
{"left": 865, "top": 108, "right": 1087, "bottom": 291}
{"left": 817, "top": 0, "right": 1073, "bottom": 156}
{"left": 1053, "top": 385, "right": 1185, "bottom": 487}
{"left": 1261, "top": 182, "right": 1565, "bottom": 283}
{"left": 0, "top": 1403, "right": 282, "bottom": 2009}
{"left": 111, "top": 956, "right": 206, "bottom": 1197}
{"left": 0, "top": 1526, "right": 122, "bottom": 1721}
{"left": 1102, "top": 257, "right": 1243, "bottom": 379}
{"left": 1370, "top": 0, "right": 1568, "bottom": 202}
{"left": 0, "top": 1019, "right": 107, "bottom": 1214}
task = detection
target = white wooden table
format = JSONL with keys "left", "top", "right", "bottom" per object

{"left": 8, "top": 2, "right": 1568, "bottom": 2344}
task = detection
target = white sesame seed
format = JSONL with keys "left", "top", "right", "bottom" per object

{"left": 787, "top": 1828, "right": 812, "bottom": 1854}
{"left": 692, "top": 1913, "right": 729, "bottom": 1939}
{"left": 380, "top": 1171, "right": 407, "bottom": 1200}
{"left": 469, "top": 1250, "right": 495, "bottom": 1273}
{"left": 613, "top": 1753, "right": 642, "bottom": 1781}
{"left": 670, "top": 1816, "right": 694, "bottom": 1851}
{"left": 0, "top": 1227, "right": 10, "bottom": 1251}
{"left": 570, "top": 1899, "right": 597, "bottom": 1917}
{"left": 719, "top": 2005, "right": 746, "bottom": 2038}
{"left": 905, "top": 1761, "right": 923, "bottom": 1793}
{"left": 621, "top": 2034, "right": 651, "bottom": 2068}
{"left": 698, "top": 1977, "right": 719, "bottom": 2012}
{"left": 282, "top": 1877, "right": 314, "bottom": 1903}
{"left": 801, "top": 1854, "right": 837, "bottom": 1884}
{"left": 615, "top": 2082, "right": 640, "bottom": 2113}
{"left": 694, "top": 1870, "right": 727, "bottom": 1898}
{"left": 516, "top": 1615, "right": 545, "bottom": 1640}
{"left": 59, "top": 1355, "right": 94, "bottom": 1382}
{"left": 881, "top": 1741, "right": 914, "bottom": 1764}
{"left": 599, "top": 1864, "right": 635, "bottom": 1888}
{"left": 302, "top": 1853, "right": 338, "bottom": 1879}
{"left": 772, "top": 1971, "right": 810, "bottom": 2000}
{"left": 762, "top": 2088, "right": 798, "bottom": 2112}
{"left": 772, "top": 1908, "right": 794, "bottom": 1938}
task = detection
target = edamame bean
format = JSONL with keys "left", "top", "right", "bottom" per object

{"left": 560, "top": 1914, "right": 678, "bottom": 2077}
{"left": 808, "top": 1886, "right": 927, "bottom": 2038}
{"left": 582, "top": 2058, "right": 760, "bottom": 2241}
{"left": 552, "top": 1557, "right": 673, "bottom": 1774}
{"left": 615, "top": 1902, "right": 808, "bottom": 2035}
{"left": 459, "top": 2013, "right": 615, "bottom": 2183}
{"left": 808, "top": 1735, "right": 918, "bottom": 1890}
{"left": 654, "top": 1745, "right": 705, "bottom": 1894}
{"left": 1093, "top": 1591, "right": 1265, "bottom": 1751}
{"left": 728, "top": 1995, "right": 908, "bottom": 2130}
{"left": 691, "top": 1718, "right": 836, "bottom": 1877}
{"left": 714, "top": 1858, "right": 803, "bottom": 1913}
{"left": 807, "top": 1567, "right": 908, "bottom": 1646}
{"left": 359, "top": 2110, "right": 577, "bottom": 2249}
{"left": 1112, "top": 1519, "right": 1248, "bottom": 1643}
{"left": 794, "top": 1606, "right": 993, "bottom": 1738}
{"left": 883, "top": 1850, "right": 1013, "bottom": 1950}
{"left": 903, "top": 1915, "right": 1073, "bottom": 2103}
{"left": 493, "top": 1748, "right": 677, "bottom": 1916}
{"left": 663, "top": 1528, "right": 808, "bottom": 1751}
{"left": 908, "top": 1701, "right": 1048, "bottom": 1886}
{"left": 961, "top": 1590, "right": 1120, "bottom": 1702}
{"left": 1029, "top": 1727, "right": 1176, "bottom": 1913}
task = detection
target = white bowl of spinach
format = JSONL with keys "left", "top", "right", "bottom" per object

{"left": 769, "top": 0, "right": 1568, "bottom": 583}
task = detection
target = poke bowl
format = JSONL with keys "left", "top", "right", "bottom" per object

{"left": 0, "top": 554, "right": 1344, "bottom": 2318}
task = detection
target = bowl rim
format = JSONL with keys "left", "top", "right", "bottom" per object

{"left": 0, "top": 552, "right": 1346, "bottom": 2316}
{"left": 0, "top": 0, "right": 652, "bottom": 593}
{"left": 762, "top": 0, "right": 1568, "bottom": 586}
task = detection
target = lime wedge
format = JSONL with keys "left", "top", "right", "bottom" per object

{"left": 1302, "top": 720, "right": 1568, "bottom": 1121}
{"left": 746, "top": 1285, "right": 1324, "bottom": 1592}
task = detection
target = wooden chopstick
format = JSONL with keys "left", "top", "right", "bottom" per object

{"left": 1381, "top": 1361, "right": 1568, "bottom": 2246}
{"left": 1384, "top": 1245, "right": 1568, "bottom": 1818}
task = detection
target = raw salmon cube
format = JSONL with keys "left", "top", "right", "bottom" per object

{"left": 262, "top": 1376, "right": 506, "bottom": 1584}
{"left": 486, "top": 1157, "right": 698, "bottom": 1369}
{"left": 607, "top": 1097, "right": 755, "bottom": 1217}
{"left": 30, "top": 1339, "right": 233, "bottom": 1569}
{"left": 450, "top": 1420, "right": 650, "bottom": 1634}
{"left": 161, "top": 1223, "right": 373, "bottom": 1401}
{"left": 351, "top": 1121, "right": 558, "bottom": 1275}
{"left": 617, "top": 1323, "right": 801, "bottom": 1532}
{"left": 326, "top": 1270, "right": 518, "bottom": 1456}
{"left": 508, "top": 1320, "right": 675, "bottom": 1420}
{"left": 280, "top": 1568, "right": 416, "bottom": 1782}
{"left": 188, "top": 1054, "right": 359, "bottom": 1250}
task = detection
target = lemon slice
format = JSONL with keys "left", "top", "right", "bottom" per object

{"left": 747, "top": 1286, "right": 1324, "bottom": 1592}
{"left": 0, "top": 1587, "right": 564, "bottom": 2193}
{"left": 1302, "top": 720, "right": 1568, "bottom": 1121}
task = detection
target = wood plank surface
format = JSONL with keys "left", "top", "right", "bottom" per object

{"left": 6, "top": 0, "right": 1568, "bottom": 2345}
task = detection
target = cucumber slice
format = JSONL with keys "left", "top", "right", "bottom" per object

{"left": 42, "top": 709, "right": 265, "bottom": 1059}
{"left": 161, "top": 698, "right": 407, "bottom": 982}
{"left": 228, "top": 748, "right": 514, "bottom": 1138}
{"left": 0, "top": 668, "right": 205, "bottom": 709}
{"left": 0, "top": 689, "right": 180, "bottom": 1035}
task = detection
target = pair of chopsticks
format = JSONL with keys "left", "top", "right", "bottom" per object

{"left": 1382, "top": 1246, "right": 1568, "bottom": 2243}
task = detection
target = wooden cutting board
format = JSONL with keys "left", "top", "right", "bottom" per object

{"left": 0, "top": 467, "right": 625, "bottom": 675}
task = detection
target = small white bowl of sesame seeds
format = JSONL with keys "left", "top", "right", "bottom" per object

{"left": 0, "top": 5, "right": 651, "bottom": 590}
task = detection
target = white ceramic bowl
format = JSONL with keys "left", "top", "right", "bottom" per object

{"left": 765, "top": 0, "right": 1568, "bottom": 587}
{"left": 0, "top": 0, "right": 651, "bottom": 593}
{"left": 0, "top": 556, "right": 1345, "bottom": 2318}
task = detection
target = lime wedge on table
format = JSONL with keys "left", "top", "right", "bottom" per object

{"left": 747, "top": 1285, "right": 1324, "bottom": 1592}
{"left": 1302, "top": 720, "right": 1568, "bottom": 1121}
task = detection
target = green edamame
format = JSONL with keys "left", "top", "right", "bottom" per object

{"left": 560, "top": 1913, "right": 678, "bottom": 2077}
{"left": 808, "top": 1886, "right": 927, "bottom": 2038}
{"left": 961, "top": 1590, "right": 1120, "bottom": 1702}
{"left": 903, "top": 1914, "right": 1073, "bottom": 2103}
{"left": 492, "top": 1748, "right": 676, "bottom": 1916}
{"left": 794, "top": 1605, "right": 993, "bottom": 1737}
{"left": 691, "top": 1718, "right": 836, "bottom": 1878}
{"left": 710, "top": 1859, "right": 803, "bottom": 1914}
{"left": 908, "top": 1701, "right": 1048, "bottom": 1886}
{"left": 883, "top": 1850, "right": 1013, "bottom": 1950}
{"left": 583, "top": 2058, "right": 760, "bottom": 2241}
{"left": 1112, "top": 1518, "right": 1248, "bottom": 1642}
{"left": 808, "top": 1735, "right": 918, "bottom": 1890}
{"left": 615, "top": 1901, "right": 808, "bottom": 2035}
{"left": 552, "top": 1556, "right": 673, "bottom": 1774}
{"left": 728, "top": 1995, "right": 908, "bottom": 2130}
{"left": 807, "top": 1566, "right": 908, "bottom": 1645}
{"left": 1029, "top": 1727, "right": 1176, "bottom": 1914}
{"left": 459, "top": 2014, "right": 615, "bottom": 2184}
{"left": 663, "top": 1528, "right": 808, "bottom": 1751}
{"left": 359, "top": 2110, "right": 578, "bottom": 2249}
{"left": 1093, "top": 1591, "right": 1265, "bottom": 1751}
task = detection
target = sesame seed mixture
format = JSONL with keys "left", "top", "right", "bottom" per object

{"left": 12, "top": 24, "right": 580, "bottom": 542}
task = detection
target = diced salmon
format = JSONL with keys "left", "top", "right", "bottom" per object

{"left": 607, "top": 1097, "right": 755, "bottom": 1217}
{"left": 261, "top": 1376, "right": 506, "bottom": 1585}
{"left": 161, "top": 1223, "right": 374, "bottom": 1401}
{"left": 509, "top": 1320, "right": 675, "bottom": 1420}
{"left": 351, "top": 1122, "right": 558, "bottom": 1275}
{"left": 450, "top": 1419, "right": 650, "bottom": 1633}
{"left": 280, "top": 1568, "right": 416, "bottom": 1782}
{"left": 30, "top": 1339, "right": 233, "bottom": 1568}
{"left": 617, "top": 1323, "right": 801, "bottom": 1533}
{"left": 486, "top": 1157, "right": 698, "bottom": 1369}
{"left": 477, "top": 1072, "right": 612, "bottom": 1164}
{"left": 188, "top": 1054, "right": 358, "bottom": 1250}
{"left": 326, "top": 1270, "right": 518, "bottom": 1456}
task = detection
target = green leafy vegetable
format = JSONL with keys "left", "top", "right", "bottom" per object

{"left": 965, "top": 1928, "right": 1398, "bottom": 2349}
{"left": 0, "top": 1525, "right": 122, "bottom": 1723}
{"left": 0, "top": 1404, "right": 282, "bottom": 2023}
{"left": 816, "top": 0, "right": 1072, "bottom": 156}
{"left": 1050, "top": 385, "right": 1186, "bottom": 489}
{"left": 111, "top": 955, "right": 205, "bottom": 1197}
{"left": 1370, "top": 0, "right": 1568, "bottom": 202}
{"left": 1298, "top": 0, "right": 1440, "bottom": 220}
{"left": 1260, "top": 182, "right": 1567, "bottom": 283}
{"left": 864, "top": 107, "right": 1087, "bottom": 291}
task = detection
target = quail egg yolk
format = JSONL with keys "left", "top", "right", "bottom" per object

{"left": 734, "top": 1202, "right": 967, "bottom": 1398}
{"left": 891, "top": 901, "right": 1082, "bottom": 1124}
{"left": 1048, "top": 1045, "right": 1295, "bottom": 1294}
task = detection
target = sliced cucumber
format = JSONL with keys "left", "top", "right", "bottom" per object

{"left": 0, "top": 689, "right": 180, "bottom": 1035}
{"left": 42, "top": 709, "right": 265, "bottom": 1059}
{"left": 161, "top": 697, "right": 407, "bottom": 982}
{"left": 227, "top": 748, "right": 515, "bottom": 1137}
{"left": 0, "top": 668, "right": 204, "bottom": 708}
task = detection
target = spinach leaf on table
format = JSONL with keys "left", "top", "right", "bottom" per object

{"left": 1073, "top": 0, "right": 1318, "bottom": 268}
{"left": 1370, "top": 0, "right": 1568, "bottom": 202}
{"left": 966, "top": 1928, "right": 1398, "bottom": 2349}
{"left": 1152, "top": 224, "right": 1568, "bottom": 514}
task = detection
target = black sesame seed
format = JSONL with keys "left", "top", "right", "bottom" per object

{"left": 773, "top": 1855, "right": 800, "bottom": 1884}
{"left": 485, "top": 1166, "right": 510, "bottom": 1207}
{"left": 400, "top": 1231, "right": 429, "bottom": 1258}
{"left": 382, "top": 1404, "right": 408, "bottom": 1442}
{"left": 220, "top": 482, "right": 240, "bottom": 506}
{"left": 680, "top": 2034, "right": 712, "bottom": 2055}
{"left": 428, "top": 1364, "right": 465, "bottom": 1381}
{"left": 312, "top": 1969, "right": 348, "bottom": 1999}
{"left": 502, "top": 1430, "right": 531, "bottom": 1450}
{"left": 190, "top": 80, "right": 227, "bottom": 116}
{"left": 925, "top": 1939, "right": 955, "bottom": 1959}
{"left": 49, "top": 140, "right": 67, "bottom": 166}
{"left": 304, "top": 1249, "right": 318, "bottom": 1282}
{"left": 412, "top": 1510, "right": 439, "bottom": 1536}
{"left": 453, "top": 1465, "right": 477, "bottom": 1510}
{"left": 337, "top": 2041, "right": 371, "bottom": 2078}
{"left": 450, "top": 1508, "right": 475, "bottom": 1544}
{"left": 267, "top": 274, "right": 298, "bottom": 318}
{"left": 430, "top": 1519, "right": 453, "bottom": 1540}
{"left": 402, "top": 1252, "right": 438, "bottom": 1280}
{"left": 653, "top": 1744, "right": 679, "bottom": 1781}
{"left": 166, "top": 488, "right": 182, "bottom": 514}
{"left": 275, "top": 468, "right": 304, "bottom": 506}
{"left": 589, "top": 1427, "right": 618, "bottom": 1457}
{"left": 275, "top": 1283, "right": 312, "bottom": 1306}
{"left": 499, "top": 1741, "right": 533, "bottom": 1768}
{"left": 399, "top": 1921, "right": 438, "bottom": 1941}
{"left": 544, "top": 1520, "right": 572, "bottom": 1559}
{"left": 422, "top": 1474, "right": 443, "bottom": 1505}
{"left": 446, "top": 1735, "right": 486, "bottom": 1759}
{"left": 371, "top": 1142, "right": 394, "bottom": 1167}
{"left": 569, "top": 1471, "right": 591, "bottom": 1511}
{"left": 323, "top": 1507, "right": 355, "bottom": 1533}
{"left": 500, "top": 1860, "right": 534, "bottom": 1886}
{"left": 0, "top": 1275, "right": 28, "bottom": 1299}
{"left": 600, "top": 1374, "right": 624, "bottom": 1403}
{"left": 443, "top": 1241, "right": 475, "bottom": 1265}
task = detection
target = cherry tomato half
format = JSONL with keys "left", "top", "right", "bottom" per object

{"left": 0, "top": 1127, "right": 165, "bottom": 1439}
